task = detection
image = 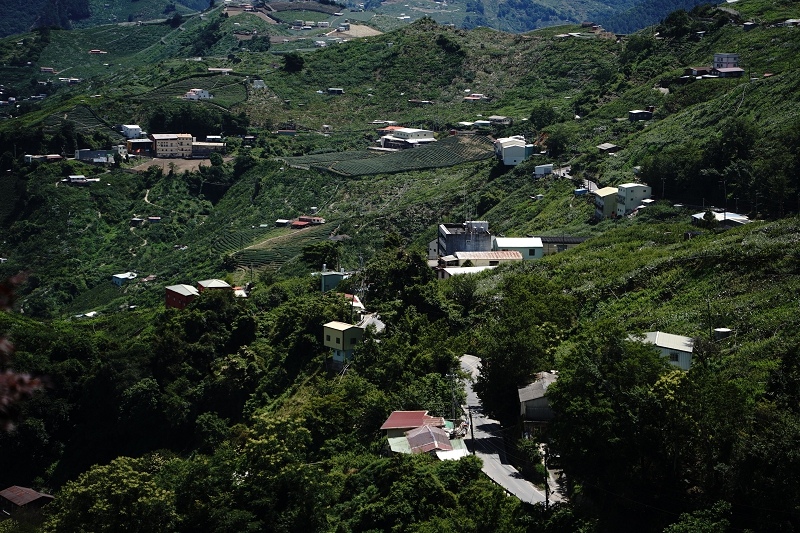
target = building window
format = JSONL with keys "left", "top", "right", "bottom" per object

{"left": 336, "top": 337, "right": 340, "bottom": 344}
{"left": 326, "top": 334, "right": 330, "bottom": 341}
{"left": 489, "top": 261, "right": 499, "bottom": 266}
{"left": 529, "top": 249, "right": 536, "bottom": 256}
{"left": 669, "top": 352, "right": 679, "bottom": 362}
{"left": 350, "top": 337, "right": 356, "bottom": 345}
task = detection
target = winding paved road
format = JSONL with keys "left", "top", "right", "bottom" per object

{"left": 460, "top": 354, "right": 547, "bottom": 505}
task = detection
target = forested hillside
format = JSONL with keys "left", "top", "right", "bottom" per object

{"left": 1, "top": 2, "right": 800, "bottom": 532}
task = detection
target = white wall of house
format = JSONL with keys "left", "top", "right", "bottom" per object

{"left": 616, "top": 183, "right": 651, "bottom": 216}
{"left": 493, "top": 237, "right": 543, "bottom": 260}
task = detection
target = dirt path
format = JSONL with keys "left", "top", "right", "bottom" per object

{"left": 244, "top": 225, "right": 319, "bottom": 250}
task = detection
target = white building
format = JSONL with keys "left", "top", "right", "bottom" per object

{"left": 379, "top": 128, "right": 436, "bottom": 149}
{"left": 493, "top": 136, "right": 533, "bottom": 166}
{"left": 183, "top": 88, "right": 212, "bottom": 100}
{"left": 121, "top": 124, "right": 142, "bottom": 139}
{"left": 616, "top": 183, "right": 652, "bottom": 216}
{"left": 637, "top": 331, "right": 694, "bottom": 371}
{"left": 535, "top": 163, "right": 553, "bottom": 176}
{"left": 492, "top": 237, "right": 543, "bottom": 260}
{"left": 713, "top": 53, "right": 739, "bottom": 69}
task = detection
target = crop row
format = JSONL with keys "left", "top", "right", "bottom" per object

{"left": 330, "top": 135, "right": 494, "bottom": 176}
{"left": 212, "top": 229, "right": 268, "bottom": 254}
{"left": 282, "top": 151, "right": 376, "bottom": 166}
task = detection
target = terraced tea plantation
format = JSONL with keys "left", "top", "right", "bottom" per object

{"left": 281, "top": 150, "right": 376, "bottom": 169}
{"left": 231, "top": 225, "right": 331, "bottom": 270}
{"left": 43, "top": 105, "right": 124, "bottom": 139}
{"left": 282, "top": 135, "right": 494, "bottom": 176}
{"left": 140, "top": 74, "right": 248, "bottom": 108}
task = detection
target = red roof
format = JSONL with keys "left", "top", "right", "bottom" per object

{"left": 0, "top": 486, "right": 54, "bottom": 507}
{"left": 291, "top": 220, "right": 310, "bottom": 228}
{"left": 380, "top": 410, "right": 445, "bottom": 431}
{"left": 406, "top": 425, "right": 453, "bottom": 454}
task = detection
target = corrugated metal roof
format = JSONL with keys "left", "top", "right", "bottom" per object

{"left": 406, "top": 425, "right": 453, "bottom": 453}
{"left": 0, "top": 486, "right": 54, "bottom": 507}
{"left": 380, "top": 411, "right": 445, "bottom": 430}
{"left": 642, "top": 331, "right": 694, "bottom": 353}
{"left": 442, "top": 266, "right": 496, "bottom": 276}
{"left": 165, "top": 284, "right": 199, "bottom": 297}
{"left": 594, "top": 186, "right": 618, "bottom": 197}
{"left": 539, "top": 236, "right": 588, "bottom": 244}
{"left": 198, "top": 279, "right": 231, "bottom": 289}
{"left": 324, "top": 321, "right": 359, "bottom": 332}
{"left": 454, "top": 251, "right": 523, "bottom": 260}
{"left": 518, "top": 371, "right": 558, "bottom": 402}
{"left": 494, "top": 237, "right": 543, "bottom": 249}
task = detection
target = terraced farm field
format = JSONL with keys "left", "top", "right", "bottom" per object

{"left": 327, "top": 135, "right": 495, "bottom": 176}
{"left": 140, "top": 75, "right": 248, "bottom": 108}
{"left": 232, "top": 224, "right": 331, "bottom": 270}
{"left": 37, "top": 24, "right": 173, "bottom": 77}
{"left": 43, "top": 105, "right": 125, "bottom": 139}
{"left": 282, "top": 150, "right": 376, "bottom": 169}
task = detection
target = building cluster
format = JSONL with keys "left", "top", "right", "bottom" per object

{"left": 679, "top": 53, "right": 745, "bottom": 83}
{"left": 429, "top": 220, "right": 587, "bottom": 278}
{"left": 275, "top": 215, "right": 327, "bottom": 229}
{"left": 164, "top": 278, "right": 249, "bottom": 309}
{"left": 123, "top": 126, "right": 226, "bottom": 158}
{"left": 381, "top": 411, "right": 469, "bottom": 460}
{"left": 592, "top": 182, "right": 653, "bottom": 219}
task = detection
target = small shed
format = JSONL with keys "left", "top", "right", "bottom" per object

{"left": 0, "top": 486, "right": 54, "bottom": 518}
{"left": 165, "top": 284, "right": 200, "bottom": 309}
{"left": 197, "top": 279, "right": 232, "bottom": 292}
{"left": 112, "top": 272, "right": 137, "bottom": 286}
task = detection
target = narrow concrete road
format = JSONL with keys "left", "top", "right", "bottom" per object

{"left": 460, "top": 354, "right": 547, "bottom": 505}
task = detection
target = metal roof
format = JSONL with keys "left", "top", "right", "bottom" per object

{"left": 539, "top": 236, "right": 588, "bottom": 244}
{"left": 380, "top": 410, "right": 445, "bottom": 430}
{"left": 454, "top": 251, "right": 523, "bottom": 260}
{"left": 642, "top": 331, "right": 694, "bottom": 353}
{"left": 323, "top": 321, "right": 360, "bottom": 332}
{"left": 0, "top": 486, "right": 54, "bottom": 507}
{"left": 165, "top": 284, "right": 199, "bottom": 297}
{"left": 518, "top": 371, "right": 559, "bottom": 402}
{"left": 494, "top": 237, "right": 543, "bottom": 249}
{"left": 442, "top": 266, "right": 497, "bottom": 276}
{"left": 198, "top": 279, "right": 231, "bottom": 289}
{"left": 406, "top": 425, "right": 453, "bottom": 454}
{"left": 594, "top": 186, "right": 618, "bottom": 197}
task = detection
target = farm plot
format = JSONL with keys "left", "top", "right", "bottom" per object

{"left": 140, "top": 75, "right": 248, "bottom": 108}
{"left": 232, "top": 224, "right": 331, "bottom": 270}
{"left": 328, "top": 135, "right": 495, "bottom": 176}
{"left": 43, "top": 105, "right": 124, "bottom": 139}
{"left": 213, "top": 228, "right": 271, "bottom": 255}
{"left": 282, "top": 150, "right": 376, "bottom": 169}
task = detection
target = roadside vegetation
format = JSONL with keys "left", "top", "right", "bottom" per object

{"left": 1, "top": 3, "right": 800, "bottom": 532}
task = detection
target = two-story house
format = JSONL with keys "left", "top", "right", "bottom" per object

{"left": 323, "top": 321, "right": 364, "bottom": 363}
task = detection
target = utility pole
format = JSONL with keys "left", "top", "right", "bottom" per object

{"left": 446, "top": 373, "right": 457, "bottom": 421}
{"left": 543, "top": 444, "right": 550, "bottom": 511}
{"left": 468, "top": 405, "right": 475, "bottom": 455}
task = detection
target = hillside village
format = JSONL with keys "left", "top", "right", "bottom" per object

{"left": 1, "top": 0, "right": 800, "bottom": 531}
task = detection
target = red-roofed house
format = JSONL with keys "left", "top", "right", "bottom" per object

{"left": 380, "top": 410, "right": 446, "bottom": 438}
{"left": 0, "top": 486, "right": 54, "bottom": 518}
